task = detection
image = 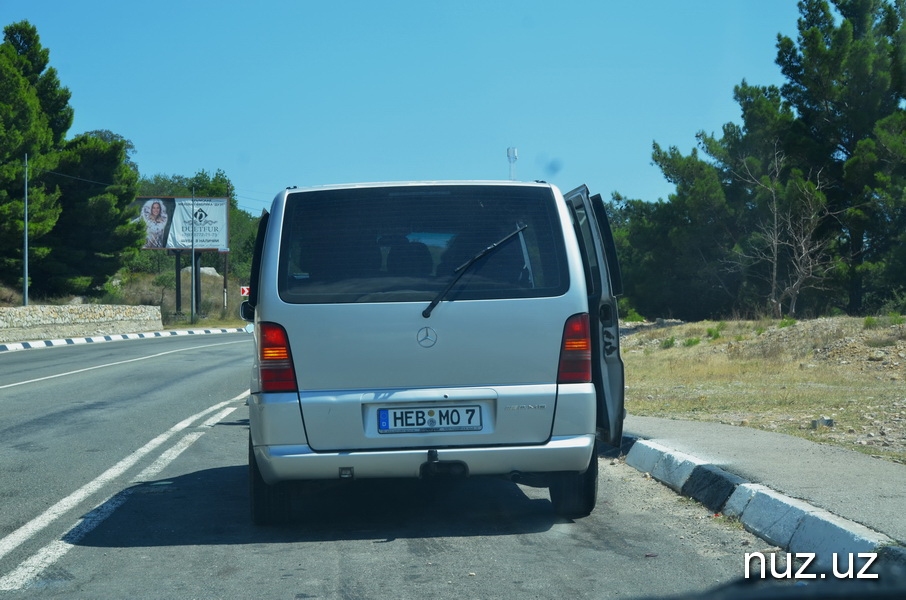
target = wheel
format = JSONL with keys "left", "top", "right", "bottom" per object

{"left": 249, "top": 437, "right": 291, "bottom": 525}
{"left": 548, "top": 441, "right": 599, "bottom": 518}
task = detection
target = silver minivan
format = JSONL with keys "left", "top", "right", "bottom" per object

{"left": 241, "top": 181, "right": 624, "bottom": 524}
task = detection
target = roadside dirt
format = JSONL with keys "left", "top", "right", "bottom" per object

{"left": 620, "top": 317, "right": 906, "bottom": 464}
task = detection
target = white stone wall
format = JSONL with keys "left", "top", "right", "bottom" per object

{"left": 0, "top": 305, "right": 163, "bottom": 343}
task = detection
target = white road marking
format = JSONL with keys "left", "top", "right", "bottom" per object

{"left": 0, "top": 395, "right": 245, "bottom": 591}
{"left": 0, "top": 392, "right": 247, "bottom": 564}
{"left": 200, "top": 405, "right": 241, "bottom": 428}
{"left": 0, "top": 340, "right": 246, "bottom": 390}
{"left": 0, "top": 431, "right": 208, "bottom": 591}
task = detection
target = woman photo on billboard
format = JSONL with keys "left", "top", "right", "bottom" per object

{"left": 141, "top": 199, "right": 169, "bottom": 248}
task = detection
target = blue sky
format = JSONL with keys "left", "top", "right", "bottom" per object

{"left": 4, "top": 1, "right": 803, "bottom": 215}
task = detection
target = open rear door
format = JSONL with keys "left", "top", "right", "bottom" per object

{"left": 564, "top": 185, "right": 625, "bottom": 446}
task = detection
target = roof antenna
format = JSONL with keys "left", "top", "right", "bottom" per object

{"left": 507, "top": 147, "right": 518, "bottom": 181}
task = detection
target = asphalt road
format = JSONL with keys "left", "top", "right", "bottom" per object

{"left": 0, "top": 334, "right": 774, "bottom": 599}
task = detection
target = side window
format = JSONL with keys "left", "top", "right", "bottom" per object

{"left": 247, "top": 211, "right": 269, "bottom": 308}
{"left": 589, "top": 194, "right": 623, "bottom": 297}
{"left": 568, "top": 201, "right": 600, "bottom": 298}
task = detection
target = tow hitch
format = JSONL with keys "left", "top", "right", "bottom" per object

{"left": 421, "top": 449, "right": 469, "bottom": 478}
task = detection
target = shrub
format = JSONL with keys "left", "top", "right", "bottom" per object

{"left": 619, "top": 298, "right": 645, "bottom": 322}
{"left": 706, "top": 321, "right": 727, "bottom": 340}
{"left": 866, "top": 335, "right": 897, "bottom": 348}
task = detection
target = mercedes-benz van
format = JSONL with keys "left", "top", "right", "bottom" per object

{"left": 241, "top": 181, "right": 624, "bottom": 525}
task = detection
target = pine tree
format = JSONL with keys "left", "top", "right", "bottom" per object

{"left": 29, "top": 132, "right": 144, "bottom": 296}
{"left": 775, "top": 0, "right": 905, "bottom": 313}
{"left": 0, "top": 22, "right": 62, "bottom": 288}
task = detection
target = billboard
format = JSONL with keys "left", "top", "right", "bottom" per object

{"left": 134, "top": 197, "right": 229, "bottom": 251}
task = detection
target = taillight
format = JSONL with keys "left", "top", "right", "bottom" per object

{"left": 257, "top": 323, "right": 298, "bottom": 392}
{"left": 558, "top": 313, "right": 592, "bottom": 383}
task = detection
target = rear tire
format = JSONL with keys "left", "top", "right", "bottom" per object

{"left": 548, "top": 440, "right": 598, "bottom": 518}
{"left": 249, "top": 437, "right": 291, "bottom": 525}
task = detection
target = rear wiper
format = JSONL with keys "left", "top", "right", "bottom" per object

{"left": 422, "top": 224, "right": 528, "bottom": 318}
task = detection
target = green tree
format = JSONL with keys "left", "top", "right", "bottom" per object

{"left": 608, "top": 142, "right": 748, "bottom": 321}
{"left": 28, "top": 131, "right": 145, "bottom": 296}
{"left": 0, "top": 21, "right": 63, "bottom": 289}
{"left": 655, "top": 145, "right": 745, "bottom": 318}
{"left": 2, "top": 21, "right": 72, "bottom": 145}
{"left": 775, "top": 0, "right": 905, "bottom": 313}
{"left": 699, "top": 81, "right": 841, "bottom": 317}
{"left": 2, "top": 21, "right": 147, "bottom": 298}
{"left": 615, "top": 0, "right": 906, "bottom": 319}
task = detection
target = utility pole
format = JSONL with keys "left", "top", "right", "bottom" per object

{"left": 190, "top": 189, "right": 196, "bottom": 324}
{"left": 23, "top": 154, "right": 29, "bottom": 306}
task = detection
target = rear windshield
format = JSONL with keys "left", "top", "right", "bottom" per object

{"left": 277, "top": 184, "right": 569, "bottom": 304}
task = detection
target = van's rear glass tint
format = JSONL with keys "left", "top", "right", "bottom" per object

{"left": 277, "top": 184, "right": 569, "bottom": 304}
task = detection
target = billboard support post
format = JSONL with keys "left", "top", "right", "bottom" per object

{"left": 223, "top": 252, "right": 228, "bottom": 311}
{"left": 194, "top": 251, "right": 202, "bottom": 316}
{"left": 174, "top": 251, "right": 182, "bottom": 314}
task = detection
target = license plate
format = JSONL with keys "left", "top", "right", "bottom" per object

{"left": 378, "top": 406, "right": 482, "bottom": 434}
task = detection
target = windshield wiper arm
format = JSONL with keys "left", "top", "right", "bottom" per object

{"left": 422, "top": 224, "right": 528, "bottom": 318}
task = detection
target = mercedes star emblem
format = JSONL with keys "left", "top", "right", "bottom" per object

{"left": 417, "top": 327, "right": 438, "bottom": 348}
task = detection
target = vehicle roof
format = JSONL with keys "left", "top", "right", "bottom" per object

{"left": 279, "top": 180, "right": 556, "bottom": 194}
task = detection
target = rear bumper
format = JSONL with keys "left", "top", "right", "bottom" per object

{"left": 252, "top": 434, "right": 596, "bottom": 484}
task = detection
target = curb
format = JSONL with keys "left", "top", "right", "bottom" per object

{"left": 622, "top": 436, "right": 906, "bottom": 572}
{"left": 0, "top": 328, "right": 248, "bottom": 353}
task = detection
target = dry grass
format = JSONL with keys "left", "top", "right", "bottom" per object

{"left": 622, "top": 318, "right": 906, "bottom": 464}
{"left": 115, "top": 271, "right": 247, "bottom": 328}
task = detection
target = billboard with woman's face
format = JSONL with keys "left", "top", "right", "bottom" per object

{"left": 133, "top": 197, "right": 229, "bottom": 251}
{"left": 137, "top": 198, "right": 174, "bottom": 249}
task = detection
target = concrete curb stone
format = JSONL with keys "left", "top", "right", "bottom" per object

{"left": 681, "top": 464, "right": 747, "bottom": 513}
{"left": 621, "top": 434, "right": 906, "bottom": 571}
